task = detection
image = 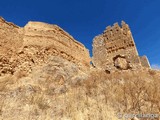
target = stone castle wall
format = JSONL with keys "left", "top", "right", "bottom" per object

{"left": 0, "top": 17, "right": 151, "bottom": 76}
{"left": 0, "top": 17, "right": 23, "bottom": 55}
{"left": 0, "top": 17, "right": 90, "bottom": 76}
{"left": 92, "top": 21, "right": 150, "bottom": 71}
{"left": 23, "top": 22, "right": 90, "bottom": 67}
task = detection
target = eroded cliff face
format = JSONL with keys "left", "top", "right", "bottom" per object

{"left": 0, "top": 17, "right": 90, "bottom": 76}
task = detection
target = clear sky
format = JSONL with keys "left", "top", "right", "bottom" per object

{"left": 0, "top": 0, "right": 160, "bottom": 68}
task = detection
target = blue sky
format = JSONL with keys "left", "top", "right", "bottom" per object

{"left": 0, "top": 0, "right": 160, "bottom": 67}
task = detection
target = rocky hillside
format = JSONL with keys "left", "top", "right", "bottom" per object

{"left": 0, "top": 17, "right": 159, "bottom": 120}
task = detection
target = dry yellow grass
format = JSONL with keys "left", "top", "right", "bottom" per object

{"left": 0, "top": 68, "right": 159, "bottom": 120}
{"left": 84, "top": 69, "right": 160, "bottom": 118}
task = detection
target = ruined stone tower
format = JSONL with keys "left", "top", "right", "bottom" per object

{"left": 92, "top": 21, "right": 150, "bottom": 71}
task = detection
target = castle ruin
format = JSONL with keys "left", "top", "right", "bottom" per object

{"left": 92, "top": 21, "right": 150, "bottom": 71}
{"left": 0, "top": 17, "right": 90, "bottom": 76}
{"left": 0, "top": 17, "right": 151, "bottom": 76}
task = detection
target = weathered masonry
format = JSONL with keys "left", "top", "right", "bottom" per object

{"left": 92, "top": 21, "right": 150, "bottom": 71}
{"left": 0, "top": 17, "right": 90, "bottom": 76}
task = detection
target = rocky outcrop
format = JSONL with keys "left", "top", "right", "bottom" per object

{"left": 92, "top": 21, "right": 150, "bottom": 72}
{"left": 0, "top": 17, "right": 90, "bottom": 76}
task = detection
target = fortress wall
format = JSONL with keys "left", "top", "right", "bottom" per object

{"left": 0, "top": 17, "right": 23, "bottom": 55}
{"left": 0, "top": 17, "right": 150, "bottom": 76}
{"left": 0, "top": 17, "right": 90, "bottom": 76}
{"left": 92, "top": 21, "right": 148, "bottom": 71}
{"left": 23, "top": 21, "right": 90, "bottom": 67}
